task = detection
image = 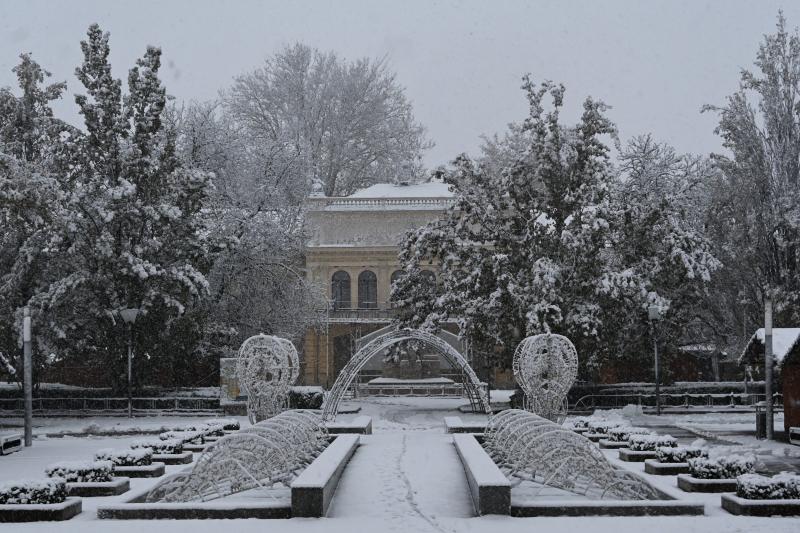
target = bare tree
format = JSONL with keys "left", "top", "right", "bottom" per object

{"left": 225, "top": 43, "right": 432, "bottom": 197}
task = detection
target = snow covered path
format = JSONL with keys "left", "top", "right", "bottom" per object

{"left": 329, "top": 432, "right": 473, "bottom": 531}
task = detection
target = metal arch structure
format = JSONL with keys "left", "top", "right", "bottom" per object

{"left": 322, "top": 328, "right": 491, "bottom": 421}
{"left": 236, "top": 334, "right": 300, "bottom": 423}
{"left": 143, "top": 410, "right": 327, "bottom": 503}
{"left": 513, "top": 333, "right": 578, "bottom": 423}
{"left": 484, "top": 409, "right": 660, "bottom": 500}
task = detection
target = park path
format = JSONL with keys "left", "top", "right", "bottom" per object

{"left": 327, "top": 400, "right": 474, "bottom": 533}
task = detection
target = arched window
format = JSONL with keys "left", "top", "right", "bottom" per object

{"left": 390, "top": 270, "right": 405, "bottom": 287}
{"left": 331, "top": 271, "right": 351, "bottom": 310}
{"left": 420, "top": 270, "right": 436, "bottom": 286}
{"left": 358, "top": 270, "right": 378, "bottom": 309}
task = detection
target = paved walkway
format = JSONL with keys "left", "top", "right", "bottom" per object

{"left": 329, "top": 401, "right": 474, "bottom": 533}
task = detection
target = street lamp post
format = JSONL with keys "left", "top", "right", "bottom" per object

{"left": 764, "top": 294, "right": 774, "bottom": 440}
{"left": 648, "top": 305, "right": 662, "bottom": 415}
{"left": 120, "top": 308, "right": 140, "bottom": 419}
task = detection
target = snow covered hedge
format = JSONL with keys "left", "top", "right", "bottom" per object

{"left": 587, "top": 420, "right": 623, "bottom": 434}
{"left": 628, "top": 434, "right": 677, "bottom": 451}
{"left": 131, "top": 438, "right": 183, "bottom": 455}
{"left": 688, "top": 455, "right": 755, "bottom": 479}
{"left": 45, "top": 460, "right": 114, "bottom": 482}
{"left": 655, "top": 445, "right": 707, "bottom": 463}
{"left": 160, "top": 430, "right": 204, "bottom": 443}
{"left": 0, "top": 478, "right": 66, "bottom": 504}
{"left": 288, "top": 386, "right": 324, "bottom": 409}
{"left": 95, "top": 447, "right": 153, "bottom": 467}
{"left": 607, "top": 426, "right": 652, "bottom": 442}
{"left": 736, "top": 472, "right": 800, "bottom": 500}
{"left": 206, "top": 418, "right": 239, "bottom": 431}
{"left": 168, "top": 423, "right": 223, "bottom": 436}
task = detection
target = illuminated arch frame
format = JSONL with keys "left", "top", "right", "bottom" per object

{"left": 322, "top": 328, "right": 491, "bottom": 421}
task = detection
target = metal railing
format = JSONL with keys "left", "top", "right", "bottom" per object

{"left": 0, "top": 396, "right": 221, "bottom": 415}
{"left": 570, "top": 392, "right": 784, "bottom": 412}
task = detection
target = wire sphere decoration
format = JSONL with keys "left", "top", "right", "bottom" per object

{"left": 236, "top": 334, "right": 299, "bottom": 423}
{"left": 512, "top": 333, "right": 578, "bottom": 423}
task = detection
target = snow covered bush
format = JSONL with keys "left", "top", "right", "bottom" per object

{"left": 688, "top": 455, "right": 755, "bottom": 479}
{"left": 169, "top": 424, "right": 223, "bottom": 437}
{"left": 736, "top": 472, "right": 800, "bottom": 500}
{"left": 566, "top": 416, "right": 592, "bottom": 429}
{"left": 586, "top": 420, "right": 623, "bottom": 434}
{"left": 628, "top": 434, "right": 677, "bottom": 451}
{"left": 0, "top": 478, "right": 66, "bottom": 504}
{"left": 44, "top": 460, "right": 113, "bottom": 482}
{"left": 131, "top": 438, "right": 183, "bottom": 455}
{"left": 607, "top": 426, "right": 652, "bottom": 442}
{"left": 289, "top": 387, "right": 324, "bottom": 409}
{"left": 655, "top": 445, "right": 707, "bottom": 464}
{"left": 206, "top": 418, "right": 239, "bottom": 431}
{"left": 94, "top": 447, "right": 153, "bottom": 467}
{"left": 160, "top": 430, "right": 204, "bottom": 443}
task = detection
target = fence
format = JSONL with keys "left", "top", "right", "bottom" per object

{"left": 570, "top": 392, "right": 784, "bottom": 412}
{"left": 0, "top": 396, "right": 220, "bottom": 415}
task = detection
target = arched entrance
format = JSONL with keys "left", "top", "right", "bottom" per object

{"left": 322, "top": 328, "right": 491, "bottom": 421}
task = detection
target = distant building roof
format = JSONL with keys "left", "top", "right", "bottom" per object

{"left": 348, "top": 181, "right": 454, "bottom": 198}
{"left": 739, "top": 328, "right": 800, "bottom": 367}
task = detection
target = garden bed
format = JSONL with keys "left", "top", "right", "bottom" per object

{"left": 98, "top": 435, "right": 360, "bottom": 519}
{"left": 113, "top": 463, "right": 165, "bottom": 478}
{"left": 721, "top": 493, "right": 800, "bottom": 516}
{"left": 66, "top": 477, "right": 129, "bottom": 497}
{"left": 510, "top": 499, "right": 704, "bottom": 517}
{"left": 598, "top": 439, "right": 629, "bottom": 449}
{"left": 644, "top": 460, "right": 689, "bottom": 475}
{"left": 677, "top": 474, "right": 737, "bottom": 493}
{"left": 618, "top": 449, "right": 657, "bottom": 462}
{"left": 151, "top": 451, "right": 193, "bottom": 465}
{"left": 0, "top": 497, "right": 82, "bottom": 522}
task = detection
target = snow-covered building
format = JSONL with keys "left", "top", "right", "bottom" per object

{"left": 740, "top": 328, "right": 800, "bottom": 434}
{"left": 301, "top": 181, "right": 456, "bottom": 386}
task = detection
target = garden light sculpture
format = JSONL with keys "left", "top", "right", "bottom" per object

{"left": 484, "top": 409, "right": 660, "bottom": 500}
{"left": 512, "top": 333, "right": 578, "bottom": 423}
{"left": 143, "top": 410, "right": 327, "bottom": 502}
{"left": 236, "top": 334, "right": 299, "bottom": 423}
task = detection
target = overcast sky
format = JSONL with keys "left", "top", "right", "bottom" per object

{"left": 0, "top": 0, "right": 795, "bottom": 167}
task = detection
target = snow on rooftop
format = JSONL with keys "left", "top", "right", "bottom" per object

{"left": 740, "top": 327, "right": 800, "bottom": 365}
{"left": 348, "top": 181, "right": 454, "bottom": 198}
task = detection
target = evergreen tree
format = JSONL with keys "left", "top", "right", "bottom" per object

{"left": 393, "top": 79, "right": 718, "bottom": 380}
{"left": 0, "top": 54, "right": 71, "bottom": 381}
{"left": 24, "top": 25, "right": 216, "bottom": 389}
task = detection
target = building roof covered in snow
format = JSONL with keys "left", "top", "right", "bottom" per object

{"left": 739, "top": 328, "right": 800, "bottom": 367}
{"left": 348, "top": 181, "right": 454, "bottom": 198}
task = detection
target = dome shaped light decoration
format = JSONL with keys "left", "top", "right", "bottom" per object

{"left": 512, "top": 333, "right": 578, "bottom": 423}
{"left": 236, "top": 334, "right": 300, "bottom": 423}
{"left": 143, "top": 410, "right": 327, "bottom": 503}
{"left": 484, "top": 409, "right": 660, "bottom": 500}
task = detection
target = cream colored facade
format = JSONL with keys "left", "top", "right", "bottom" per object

{"left": 302, "top": 183, "right": 454, "bottom": 386}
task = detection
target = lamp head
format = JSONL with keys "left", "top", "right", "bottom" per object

{"left": 120, "top": 308, "right": 140, "bottom": 324}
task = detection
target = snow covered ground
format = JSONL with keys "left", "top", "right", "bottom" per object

{"left": 1, "top": 398, "right": 799, "bottom": 532}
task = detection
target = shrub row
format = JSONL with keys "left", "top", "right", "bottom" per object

{"left": 131, "top": 438, "right": 183, "bottom": 455}
{"left": 95, "top": 447, "right": 153, "bottom": 467}
{"left": 628, "top": 434, "right": 677, "bottom": 451}
{"left": 44, "top": 460, "right": 113, "bottom": 482}
{"left": 655, "top": 445, "right": 707, "bottom": 464}
{"left": 688, "top": 455, "right": 755, "bottom": 479}
{"left": 0, "top": 478, "right": 67, "bottom": 504}
{"left": 736, "top": 472, "right": 800, "bottom": 500}
{"left": 607, "top": 426, "right": 652, "bottom": 442}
